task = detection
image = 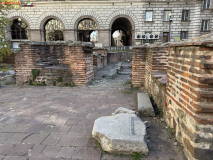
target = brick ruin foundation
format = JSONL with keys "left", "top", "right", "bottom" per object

{"left": 15, "top": 41, "right": 94, "bottom": 86}
{"left": 93, "top": 48, "right": 107, "bottom": 67}
{"left": 132, "top": 34, "right": 213, "bottom": 160}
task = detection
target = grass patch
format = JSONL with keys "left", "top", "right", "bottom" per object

{"left": 122, "top": 91, "right": 133, "bottom": 95}
{"left": 130, "top": 87, "right": 139, "bottom": 91}
{"left": 125, "top": 81, "right": 132, "bottom": 85}
{"left": 131, "top": 152, "right": 145, "bottom": 160}
{"left": 95, "top": 140, "right": 106, "bottom": 154}
{"left": 166, "top": 126, "right": 176, "bottom": 138}
{"left": 0, "top": 63, "right": 14, "bottom": 72}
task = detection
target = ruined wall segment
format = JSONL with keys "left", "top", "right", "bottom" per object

{"left": 132, "top": 47, "right": 147, "bottom": 87}
{"left": 145, "top": 46, "right": 169, "bottom": 89}
{"left": 167, "top": 34, "right": 213, "bottom": 160}
{"left": 93, "top": 48, "right": 108, "bottom": 67}
{"left": 15, "top": 41, "right": 94, "bottom": 86}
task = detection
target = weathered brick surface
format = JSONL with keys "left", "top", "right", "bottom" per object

{"left": 145, "top": 46, "right": 168, "bottom": 89}
{"left": 93, "top": 48, "right": 107, "bottom": 66}
{"left": 166, "top": 35, "right": 213, "bottom": 160}
{"left": 146, "top": 71, "right": 167, "bottom": 115}
{"left": 15, "top": 43, "right": 93, "bottom": 86}
{"left": 107, "top": 52, "right": 118, "bottom": 63}
{"left": 132, "top": 47, "right": 147, "bottom": 87}
{"left": 93, "top": 53, "right": 102, "bottom": 69}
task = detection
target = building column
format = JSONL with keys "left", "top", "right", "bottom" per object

{"left": 29, "top": 29, "right": 41, "bottom": 42}
{"left": 98, "top": 29, "right": 110, "bottom": 47}
{"left": 63, "top": 29, "right": 75, "bottom": 41}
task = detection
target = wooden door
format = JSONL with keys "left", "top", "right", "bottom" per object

{"left": 163, "top": 32, "right": 169, "bottom": 43}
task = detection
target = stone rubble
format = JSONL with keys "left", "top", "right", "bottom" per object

{"left": 92, "top": 107, "right": 149, "bottom": 155}
{"left": 111, "top": 107, "right": 136, "bottom": 116}
{"left": 0, "top": 70, "right": 16, "bottom": 85}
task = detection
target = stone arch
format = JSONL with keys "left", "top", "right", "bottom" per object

{"left": 106, "top": 10, "right": 139, "bottom": 30}
{"left": 7, "top": 12, "right": 33, "bottom": 29}
{"left": 70, "top": 11, "right": 103, "bottom": 29}
{"left": 35, "top": 12, "right": 69, "bottom": 29}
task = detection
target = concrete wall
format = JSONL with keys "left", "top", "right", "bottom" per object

{"left": 6, "top": 0, "right": 213, "bottom": 47}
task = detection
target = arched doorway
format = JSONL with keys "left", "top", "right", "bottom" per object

{"left": 77, "top": 19, "right": 98, "bottom": 42}
{"left": 110, "top": 17, "right": 133, "bottom": 46}
{"left": 44, "top": 19, "right": 64, "bottom": 41}
{"left": 112, "top": 30, "right": 127, "bottom": 47}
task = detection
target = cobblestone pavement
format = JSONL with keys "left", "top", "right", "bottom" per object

{"left": 0, "top": 63, "right": 183, "bottom": 160}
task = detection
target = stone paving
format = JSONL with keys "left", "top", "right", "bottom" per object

{"left": 0, "top": 63, "right": 183, "bottom": 160}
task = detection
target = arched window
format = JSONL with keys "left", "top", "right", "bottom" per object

{"left": 11, "top": 19, "right": 29, "bottom": 39}
{"left": 44, "top": 19, "right": 64, "bottom": 41}
{"left": 77, "top": 19, "right": 98, "bottom": 42}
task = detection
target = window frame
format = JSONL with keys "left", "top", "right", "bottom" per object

{"left": 145, "top": 11, "right": 153, "bottom": 22}
{"left": 201, "top": 20, "right": 209, "bottom": 31}
{"left": 180, "top": 31, "right": 188, "bottom": 40}
{"left": 182, "top": 10, "right": 189, "bottom": 21}
{"left": 163, "top": 11, "right": 172, "bottom": 21}
{"left": 202, "top": 0, "right": 210, "bottom": 9}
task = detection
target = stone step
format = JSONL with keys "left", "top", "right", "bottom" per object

{"left": 118, "top": 71, "right": 132, "bottom": 75}
{"left": 122, "top": 65, "right": 132, "bottom": 69}
{"left": 104, "top": 62, "right": 123, "bottom": 79}
{"left": 137, "top": 93, "right": 155, "bottom": 117}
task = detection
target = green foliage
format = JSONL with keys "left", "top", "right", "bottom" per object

{"left": 130, "top": 87, "right": 139, "bottom": 91}
{"left": 95, "top": 140, "right": 106, "bottom": 154}
{"left": 131, "top": 152, "right": 144, "bottom": 160}
{"left": 166, "top": 126, "right": 176, "bottom": 138}
{"left": 53, "top": 81, "right": 56, "bottom": 86}
{"left": 56, "top": 77, "right": 63, "bottom": 83}
{"left": 120, "top": 31, "right": 127, "bottom": 46}
{"left": 28, "top": 79, "right": 33, "bottom": 85}
{"left": 0, "top": 0, "right": 21, "bottom": 60}
{"left": 169, "top": 158, "right": 174, "bottom": 160}
{"left": 112, "top": 38, "right": 116, "bottom": 46}
{"left": 125, "top": 81, "right": 132, "bottom": 85}
{"left": 31, "top": 81, "right": 46, "bottom": 86}
{"left": 122, "top": 91, "right": 133, "bottom": 95}
{"left": 41, "top": 81, "right": 46, "bottom": 86}
{"left": 31, "top": 69, "right": 40, "bottom": 81}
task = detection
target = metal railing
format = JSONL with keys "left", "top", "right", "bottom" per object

{"left": 105, "top": 46, "right": 133, "bottom": 51}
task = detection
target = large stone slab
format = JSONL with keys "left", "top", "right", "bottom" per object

{"left": 92, "top": 113, "right": 149, "bottom": 155}
{"left": 137, "top": 93, "right": 155, "bottom": 117}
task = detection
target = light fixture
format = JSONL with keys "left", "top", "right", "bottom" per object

{"left": 18, "top": 18, "right": 22, "bottom": 26}
{"left": 169, "top": 13, "right": 172, "bottom": 17}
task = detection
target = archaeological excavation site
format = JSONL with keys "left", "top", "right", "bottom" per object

{"left": 0, "top": 0, "right": 213, "bottom": 159}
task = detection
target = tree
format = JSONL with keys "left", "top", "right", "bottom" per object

{"left": 0, "top": 0, "right": 20, "bottom": 60}
{"left": 112, "top": 38, "right": 116, "bottom": 46}
{"left": 120, "top": 31, "right": 126, "bottom": 46}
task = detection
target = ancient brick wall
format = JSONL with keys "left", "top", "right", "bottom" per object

{"left": 93, "top": 48, "right": 107, "bottom": 66}
{"left": 132, "top": 47, "right": 147, "bottom": 87}
{"left": 145, "top": 46, "right": 168, "bottom": 89}
{"left": 147, "top": 71, "right": 167, "bottom": 115}
{"left": 93, "top": 53, "right": 102, "bottom": 69}
{"left": 167, "top": 39, "right": 213, "bottom": 160}
{"left": 15, "top": 42, "right": 93, "bottom": 86}
{"left": 107, "top": 52, "right": 118, "bottom": 63}
{"left": 117, "top": 51, "right": 133, "bottom": 62}
{"left": 36, "top": 66, "right": 73, "bottom": 86}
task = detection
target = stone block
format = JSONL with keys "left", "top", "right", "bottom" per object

{"left": 92, "top": 113, "right": 149, "bottom": 155}
{"left": 137, "top": 93, "right": 155, "bottom": 117}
